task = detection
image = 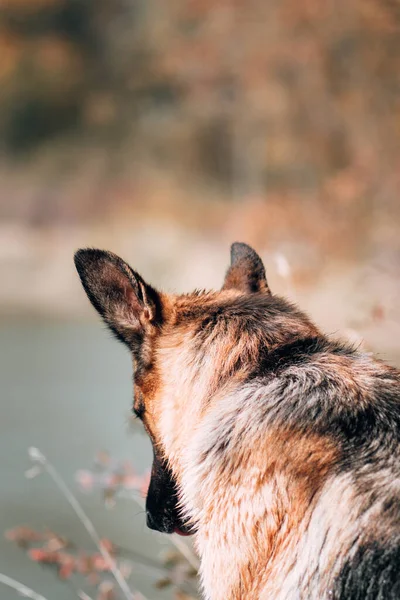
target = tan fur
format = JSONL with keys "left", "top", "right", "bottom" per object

{"left": 75, "top": 244, "right": 400, "bottom": 600}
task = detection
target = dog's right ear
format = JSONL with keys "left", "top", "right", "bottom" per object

{"left": 222, "top": 242, "right": 270, "bottom": 294}
{"left": 74, "top": 249, "right": 162, "bottom": 348}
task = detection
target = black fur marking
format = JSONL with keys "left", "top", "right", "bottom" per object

{"left": 252, "top": 336, "right": 355, "bottom": 378}
{"left": 332, "top": 542, "right": 400, "bottom": 599}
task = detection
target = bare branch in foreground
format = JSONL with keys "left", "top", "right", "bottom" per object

{"left": 28, "top": 447, "right": 146, "bottom": 600}
{"left": 0, "top": 573, "right": 49, "bottom": 600}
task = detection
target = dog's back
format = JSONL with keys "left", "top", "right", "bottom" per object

{"left": 184, "top": 327, "right": 400, "bottom": 599}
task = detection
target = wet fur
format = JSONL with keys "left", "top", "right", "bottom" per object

{"left": 75, "top": 243, "right": 400, "bottom": 599}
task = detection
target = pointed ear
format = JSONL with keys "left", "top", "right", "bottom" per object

{"left": 74, "top": 249, "right": 162, "bottom": 347}
{"left": 222, "top": 242, "right": 270, "bottom": 294}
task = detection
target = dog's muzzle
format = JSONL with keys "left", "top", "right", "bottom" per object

{"left": 145, "top": 451, "right": 194, "bottom": 536}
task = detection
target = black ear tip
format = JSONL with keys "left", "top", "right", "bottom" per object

{"left": 230, "top": 242, "right": 257, "bottom": 262}
{"left": 74, "top": 248, "right": 92, "bottom": 272}
{"left": 74, "top": 248, "right": 87, "bottom": 266}
{"left": 74, "top": 248, "right": 109, "bottom": 274}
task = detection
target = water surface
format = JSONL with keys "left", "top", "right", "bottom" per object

{"left": 0, "top": 319, "right": 174, "bottom": 599}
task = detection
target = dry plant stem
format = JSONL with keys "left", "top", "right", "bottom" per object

{"left": 130, "top": 495, "right": 200, "bottom": 572}
{"left": 171, "top": 535, "right": 199, "bottom": 571}
{"left": 28, "top": 447, "right": 144, "bottom": 600}
{"left": 0, "top": 573, "right": 49, "bottom": 600}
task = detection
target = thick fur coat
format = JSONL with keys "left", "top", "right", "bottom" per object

{"left": 75, "top": 242, "right": 400, "bottom": 599}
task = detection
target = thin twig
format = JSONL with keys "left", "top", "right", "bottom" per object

{"left": 78, "top": 592, "right": 94, "bottom": 600}
{"left": 0, "top": 573, "right": 48, "bottom": 600}
{"left": 170, "top": 534, "right": 199, "bottom": 572}
{"left": 116, "top": 546, "right": 170, "bottom": 577}
{"left": 28, "top": 447, "right": 145, "bottom": 600}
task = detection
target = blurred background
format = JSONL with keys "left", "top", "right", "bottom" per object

{"left": 0, "top": 1, "right": 399, "bottom": 598}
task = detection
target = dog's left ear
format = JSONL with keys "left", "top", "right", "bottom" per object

{"left": 74, "top": 248, "right": 161, "bottom": 348}
{"left": 222, "top": 242, "right": 270, "bottom": 294}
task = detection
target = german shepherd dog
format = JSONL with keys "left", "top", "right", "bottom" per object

{"left": 75, "top": 243, "right": 400, "bottom": 599}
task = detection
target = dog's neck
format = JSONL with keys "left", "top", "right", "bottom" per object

{"left": 156, "top": 323, "right": 334, "bottom": 599}
{"left": 190, "top": 471, "right": 361, "bottom": 600}
{"left": 178, "top": 386, "right": 338, "bottom": 599}
{"left": 156, "top": 315, "right": 320, "bottom": 478}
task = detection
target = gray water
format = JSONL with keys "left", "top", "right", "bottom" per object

{"left": 0, "top": 320, "right": 175, "bottom": 600}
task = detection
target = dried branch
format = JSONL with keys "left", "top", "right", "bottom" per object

{"left": 0, "top": 573, "right": 49, "bottom": 600}
{"left": 27, "top": 447, "right": 145, "bottom": 600}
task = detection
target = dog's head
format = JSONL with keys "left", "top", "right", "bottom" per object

{"left": 74, "top": 243, "right": 316, "bottom": 536}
